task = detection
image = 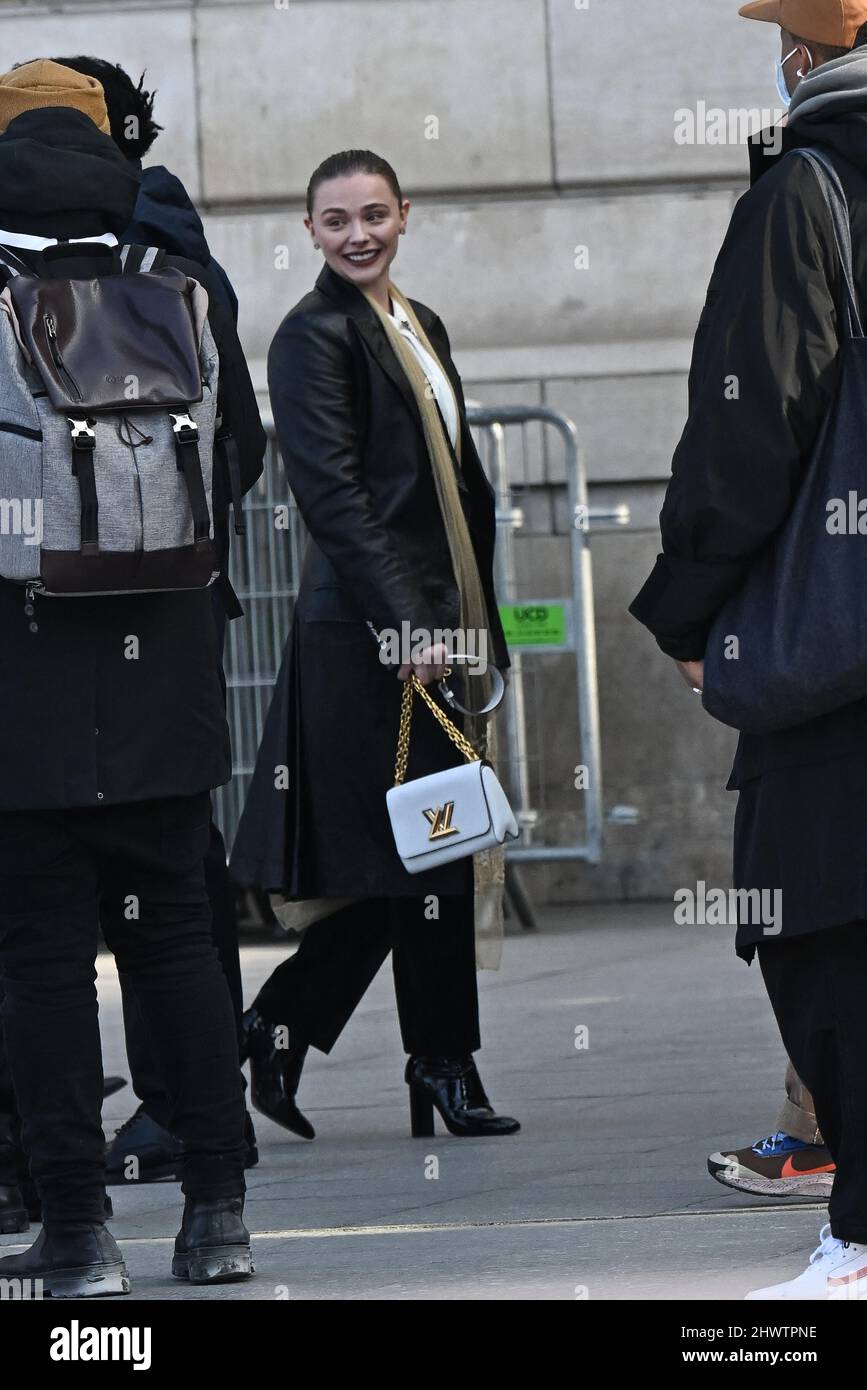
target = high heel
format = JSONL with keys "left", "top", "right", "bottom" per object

{"left": 405, "top": 1056, "right": 520, "bottom": 1138}
{"left": 240, "top": 1006, "right": 315, "bottom": 1140}
{"left": 409, "top": 1083, "right": 435, "bottom": 1138}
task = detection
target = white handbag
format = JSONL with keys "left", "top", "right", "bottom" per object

{"left": 386, "top": 672, "right": 519, "bottom": 874}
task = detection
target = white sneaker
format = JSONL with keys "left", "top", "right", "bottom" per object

{"left": 746, "top": 1223, "right": 867, "bottom": 1300}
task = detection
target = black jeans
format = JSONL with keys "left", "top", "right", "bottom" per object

{"left": 256, "top": 868, "right": 481, "bottom": 1057}
{"left": 0, "top": 791, "right": 246, "bottom": 1226}
{"left": 119, "top": 816, "right": 244, "bottom": 1129}
{"left": 759, "top": 920, "right": 867, "bottom": 1243}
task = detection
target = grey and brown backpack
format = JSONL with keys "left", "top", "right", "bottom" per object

{"left": 0, "top": 243, "right": 227, "bottom": 599}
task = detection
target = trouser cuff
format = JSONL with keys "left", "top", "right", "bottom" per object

{"left": 775, "top": 1096, "right": 823, "bottom": 1146}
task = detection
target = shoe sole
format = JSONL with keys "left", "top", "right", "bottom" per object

{"left": 708, "top": 1153, "right": 834, "bottom": 1199}
{"left": 172, "top": 1247, "right": 254, "bottom": 1284}
{"left": 44, "top": 1262, "right": 130, "bottom": 1299}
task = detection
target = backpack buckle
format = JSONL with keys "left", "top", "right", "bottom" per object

{"left": 169, "top": 412, "right": 199, "bottom": 443}
{"left": 67, "top": 416, "right": 96, "bottom": 451}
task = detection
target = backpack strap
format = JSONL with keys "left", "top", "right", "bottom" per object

{"left": 67, "top": 418, "right": 100, "bottom": 556}
{"left": 0, "top": 245, "right": 35, "bottom": 283}
{"left": 793, "top": 147, "right": 865, "bottom": 340}
{"left": 169, "top": 412, "right": 212, "bottom": 552}
{"left": 215, "top": 427, "right": 246, "bottom": 537}
{"left": 118, "top": 244, "right": 167, "bottom": 274}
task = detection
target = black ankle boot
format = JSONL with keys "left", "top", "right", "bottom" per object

{"left": 0, "top": 1223, "right": 129, "bottom": 1298}
{"left": 171, "top": 1195, "right": 253, "bottom": 1284}
{"left": 240, "top": 1006, "right": 315, "bottom": 1140}
{"left": 406, "top": 1056, "right": 521, "bottom": 1137}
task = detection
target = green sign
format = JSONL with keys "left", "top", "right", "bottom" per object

{"left": 498, "top": 603, "right": 567, "bottom": 648}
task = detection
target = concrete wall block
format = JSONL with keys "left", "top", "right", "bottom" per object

{"left": 197, "top": 0, "right": 551, "bottom": 203}
{"left": 546, "top": 373, "right": 688, "bottom": 484}
{"left": 204, "top": 190, "right": 732, "bottom": 363}
{"left": 550, "top": 0, "right": 783, "bottom": 184}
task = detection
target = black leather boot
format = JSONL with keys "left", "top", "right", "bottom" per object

{"left": 171, "top": 1195, "right": 253, "bottom": 1284}
{"left": 406, "top": 1056, "right": 521, "bottom": 1137}
{"left": 106, "top": 1104, "right": 185, "bottom": 1183}
{"left": 240, "top": 1006, "right": 315, "bottom": 1140}
{"left": 0, "top": 1223, "right": 129, "bottom": 1298}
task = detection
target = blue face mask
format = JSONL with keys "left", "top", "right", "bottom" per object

{"left": 776, "top": 44, "right": 813, "bottom": 107}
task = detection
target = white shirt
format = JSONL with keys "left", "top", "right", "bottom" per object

{"left": 388, "top": 297, "right": 459, "bottom": 449}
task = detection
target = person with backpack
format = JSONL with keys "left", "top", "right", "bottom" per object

{"left": 630, "top": 1, "right": 867, "bottom": 1299}
{"left": 0, "top": 61, "right": 265, "bottom": 1297}
{"left": 40, "top": 53, "right": 259, "bottom": 1189}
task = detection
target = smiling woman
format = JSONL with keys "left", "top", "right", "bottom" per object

{"left": 304, "top": 148, "right": 408, "bottom": 309}
{"left": 230, "top": 148, "right": 520, "bottom": 1146}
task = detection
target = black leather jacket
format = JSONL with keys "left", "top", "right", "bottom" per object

{"left": 267, "top": 261, "right": 509, "bottom": 670}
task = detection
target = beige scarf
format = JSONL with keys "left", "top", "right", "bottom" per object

{"left": 362, "top": 282, "right": 506, "bottom": 969}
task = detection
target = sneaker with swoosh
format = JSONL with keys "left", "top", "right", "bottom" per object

{"left": 747, "top": 1223, "right": 867, "bottom": 1300}
{"left": 708, "top": 1130, "right": 835, "bottom": 1198}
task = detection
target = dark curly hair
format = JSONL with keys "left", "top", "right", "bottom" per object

{"left": 306, "top": 149, "right": 402, "bottom": 217}
{"left": 47, "top": 55, "right": 163, "bottom": 160}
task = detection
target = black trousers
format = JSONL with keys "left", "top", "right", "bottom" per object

{"left": 119, "top": 817, "right": 244, "bottom": 1129}
{"left": 0, "top": 791, "right": 246, "bottom": 1225}
{"left": 114, "top": 585, "right": 245, "bottom": 1128}
{"left": 759, "top": 920, "right": 867, "bottom": 1243}
{"left": 256, "top": 871, "right": 481, "bottom": 1057}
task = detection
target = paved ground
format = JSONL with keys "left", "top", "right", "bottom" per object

{"left": 0, "top": 902, "right": 829, "bottom": 1300}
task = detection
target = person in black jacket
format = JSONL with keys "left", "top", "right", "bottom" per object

{"left": 0, "top": 65, "right": 265, "bottom": 1296}
{"left": 230, "top": 149, "right": 519, "bottom": 1142}
{"left": 44, "top": 52, "right": 257, "bottom": 1188}
{"left": 630, "top": 0, "right": 867, "bottom": 1299}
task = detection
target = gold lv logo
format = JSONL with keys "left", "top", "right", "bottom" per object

{"left": 423, "top": 800, "right": 459, "bottom": 840}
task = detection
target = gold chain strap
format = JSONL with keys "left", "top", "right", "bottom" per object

{"left": 393, "top": 669, "right": 480, "bottom": 787}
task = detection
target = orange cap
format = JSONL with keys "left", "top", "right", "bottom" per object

{"left": 740, "top": 0, "right": 867, "bottom": 47}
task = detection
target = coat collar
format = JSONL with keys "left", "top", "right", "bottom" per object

{"left": 747, "top": 123, "right": 800, "bottom": 186}
{"left": 314, "top": 260, "right": 468, "bottom": 491}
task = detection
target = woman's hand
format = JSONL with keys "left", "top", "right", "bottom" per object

{"left": 676, "top": 658, "right": 704, "bottom": 693}
{"left": 398, "top": 641, "right": 449, "bottom": 686}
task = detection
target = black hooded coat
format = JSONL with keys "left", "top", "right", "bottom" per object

{"left": 0, "top": 109, "right": 265, "bottom": 810}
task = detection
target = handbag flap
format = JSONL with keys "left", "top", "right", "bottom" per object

{"left": 386, "top": 760, "right": 493, "bottom": 862}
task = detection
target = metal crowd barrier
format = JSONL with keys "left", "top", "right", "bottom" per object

{"left": 213, "top": 407, "right": 624, "bottom": 878}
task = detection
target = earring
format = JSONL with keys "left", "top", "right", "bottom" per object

{"left": 313, "top": 242, "right": 320, "bottom": 250}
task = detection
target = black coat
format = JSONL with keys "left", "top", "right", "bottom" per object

{"left": 0, "top": 109, "right": 266, "bottom": 811}
{"left": 230, "top": 262, "right": 509, "bottom": 898}
{"left": 629, "top": 99, "right": 867, "bottom": 958}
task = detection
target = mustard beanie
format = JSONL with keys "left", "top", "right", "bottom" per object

{"left": 0, "top": 59, "right": 110, "bottom": 136}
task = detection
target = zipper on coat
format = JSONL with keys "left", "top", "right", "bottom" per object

{"left": 0, "top": 421, "right": 42, "bottom": 441}
{"left": 44, "top": 313, "right": 83, "bottom": 401}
